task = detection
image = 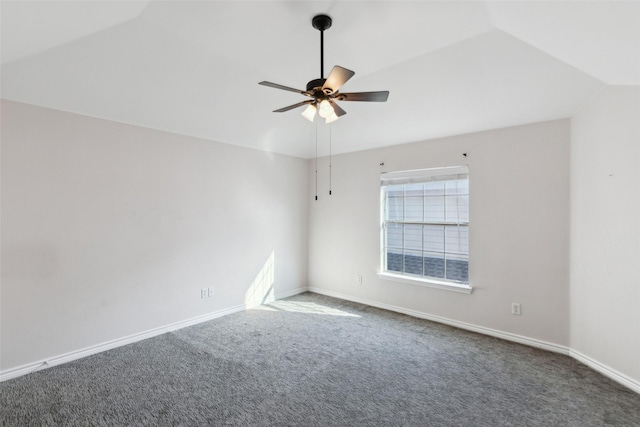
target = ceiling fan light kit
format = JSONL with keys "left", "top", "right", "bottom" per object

{"left": 259, "top": 14, "right": 389, "bottom": 124}
{"left": 301, "top": 103, "right": 317, "bottom": 121}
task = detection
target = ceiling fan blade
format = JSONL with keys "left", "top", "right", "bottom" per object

{"left": 329, "top": 100, "right": 347, "bottom": 117}
{"left": 259, "top": 81, "right": 309, "bottom": 96}
{"left": 338, "top": 91, "right": 389, "bottom": 102}
{"left": 273, "top": 100, "right": 313, "bottom": 113}
{"left": 322, "top": 66, "right": 355, "bottom": 93}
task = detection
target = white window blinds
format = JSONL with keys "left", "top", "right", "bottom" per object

{"left": 381, "top": 166, "right": 469, "bottom": 283}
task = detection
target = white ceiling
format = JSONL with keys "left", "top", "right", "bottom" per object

{"left": 2, "top": 1, "right": 639, "bottom": 159}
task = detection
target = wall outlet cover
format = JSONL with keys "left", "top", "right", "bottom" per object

{"left": 512, "top": 303, "right": 522, "bottom": 315}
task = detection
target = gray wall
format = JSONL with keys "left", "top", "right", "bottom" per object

{"left": 570, "top": 86, "right": 640, "bottom": 388}
{"left": 308, "top": 119, "right": 571, "bottom": 347}
{"left": 1, "top": 100, "right": 309, "bottom": 371}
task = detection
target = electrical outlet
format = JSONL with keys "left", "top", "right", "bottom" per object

{"left": 201, "top": 288, "right": 208, "bottom": 299}
{"left": 512, "top": 303, "right": 522, "bottom": 315}
{"left": 208, "top": 287, "right": 215, "bottom": 297}
{"left": 356, "top": 275, "right": 363, "bottom": 285}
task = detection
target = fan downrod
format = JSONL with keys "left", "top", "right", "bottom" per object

{"left": 312, "top": 14, "right": 332, "bottom": 31}
{"left": 312, "top": 14, "right": 332, "bottom": 79}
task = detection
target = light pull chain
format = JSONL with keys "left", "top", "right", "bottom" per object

{"left": 315, "top": 119, "right": 318, "bottom": 201}
{"left": 329, "top": 123, "right": 332, "bottom": 195}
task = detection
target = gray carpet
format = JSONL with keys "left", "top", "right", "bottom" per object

{"left": 1, "top": 292, "right": 639, "bottom": 426}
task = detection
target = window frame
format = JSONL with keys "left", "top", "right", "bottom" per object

{"left": 378, "top": 166, "right": 472, "bottom": 294}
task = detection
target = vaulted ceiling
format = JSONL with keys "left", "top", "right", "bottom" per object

{"left": 2, "top": 1, "right": 639, "bottom": 158}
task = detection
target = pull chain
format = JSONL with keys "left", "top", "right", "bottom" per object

{"left": 315, "top": 119, "right": 318, "bottom": 201}
{"left": 329, "top": 123, "right": 332, "bottom": 195}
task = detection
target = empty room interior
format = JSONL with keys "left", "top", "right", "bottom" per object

{"left": 1, "top": 1, "right": 639, "bottom": 425}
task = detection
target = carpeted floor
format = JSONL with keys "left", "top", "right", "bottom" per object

{"left": 1, "top": 292, "right": 639, "bottom": 426}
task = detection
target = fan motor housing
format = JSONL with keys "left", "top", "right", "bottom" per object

{"left": 306, "top": 78, "right": 326, "bottom": 93}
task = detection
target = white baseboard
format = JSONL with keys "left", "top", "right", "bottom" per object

{"left": 1, "top": 287, "right": 310, "bottom": 383}
{"left": 308, "top": 287, "right": 569, "bottom": 355}
{"left": 275, "top": 286, "right": 308, "bottom": 300}
{"left": 5, "top": 285, "right": 638, "bottom": 396}
{"left": 570, "top": 349, "right": 640, "bottom": 394}
{"left": 309, "top": 287, "right": 640, "bottom": 394}
{"left": 0, "top": 303, "right": 247, "bottom": 383}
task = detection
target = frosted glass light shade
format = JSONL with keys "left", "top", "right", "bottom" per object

{"left": 301, "top": 104, "right": 317, "bottom": 121}
{"left": 318, "top": 99, "right": 334, "bottom": 119}
{"left": 325, "top": 111, "right": 339, "bottom": 124}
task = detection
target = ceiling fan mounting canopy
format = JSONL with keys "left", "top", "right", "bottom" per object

{"left": 312, "top": 14, "right": 332, "bottom": 32}
{"left": 258, "top": 13, "right": 389, "bottom": 123}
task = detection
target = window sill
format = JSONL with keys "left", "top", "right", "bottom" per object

{"left": 377, "top": 272, "right": 473, "bottom": 294}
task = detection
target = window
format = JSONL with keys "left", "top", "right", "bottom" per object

{"left": 380, "top": 166, "right": 470, "bottom": 291}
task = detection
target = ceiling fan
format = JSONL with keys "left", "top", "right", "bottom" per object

{"left": 259, "top": 14, "right": 389, "bottom": 124}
